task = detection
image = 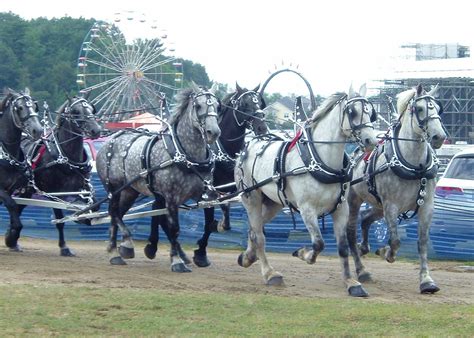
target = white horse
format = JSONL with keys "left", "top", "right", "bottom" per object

{"left": 347, "top": 84, "right": 446, "bottom": 293}
{"left": 235, "top": 85, "right": 378, "bottom": 297}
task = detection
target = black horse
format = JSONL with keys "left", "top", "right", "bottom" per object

{"left": 11, "top": 93, "right": 102, "bottom": 255}
{"left": 96, "top": 83, "right": 221, "bottom": 271}
{"left": 143, "top": 83, "right": 268, "bottom": 267}
{"left": 0, "top": 88, "right": 43, "bottom": 250}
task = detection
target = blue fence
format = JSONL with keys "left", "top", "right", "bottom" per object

{"left": 1, "top": 174, "right": 473, "bottom": 261}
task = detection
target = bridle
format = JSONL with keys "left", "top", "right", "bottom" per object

{"left": 230, "top": 90, "right": 265, "bottom": 130}
{"left": 191, "top": 90, "right": 219, "bottom": 132}
{"left": 409, "top": 95, "right": 443, "bottom": 136}
{"left": 341, "top": 96, "right": 377, "bottom": 147}
{"left": 61, "top": 97, "right": 97, "bottom": 133}
{"left": 7, "top": 94, "right": 40, "bottom": 135}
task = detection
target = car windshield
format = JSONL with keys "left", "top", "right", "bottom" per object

{"left": 444, "top": 156, "right": 474, "bottom": 180}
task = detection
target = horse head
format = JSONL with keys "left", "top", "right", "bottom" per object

{"left": 397, "top": 84, "right": 446, "bottom": 149}
{"left": 341, "top": 84, "right": 378, "bottom": 150}
{"left": 229, "top": 83, "right": 268, "bottom": 135}
{"left": 57, "top": 93, "right": 102, "bottom": 139}
{"left": 189, "top": 81, "right": 221, "bottom": 144}
{"left": 0, "top": 87, "right": 43, "bottom": 140}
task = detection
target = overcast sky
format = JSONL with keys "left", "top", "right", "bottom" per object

{"left": 1, "top": 0, "right": 472, "bottom": 95}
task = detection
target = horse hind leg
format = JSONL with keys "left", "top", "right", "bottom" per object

{"left": 53, "top": 208, "right": 75, "bottom": 257}
{"left": 376, "top": 207, "right": 401, "bottom": 263}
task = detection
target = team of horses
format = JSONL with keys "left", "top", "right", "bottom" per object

{"left": 0, "top": 82, "right": 446, "bottom": 297}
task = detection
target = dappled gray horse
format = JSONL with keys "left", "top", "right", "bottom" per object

{"left": 96, "top": 83, "right": 221, "bottom": 272}
{"left": 235, "top": 84, "right": 378, "bottom": 297}
{"left": 0, "top": 88, "right": 43, "bottom": 250}
{"left": 347, "top": 84, "right": 446, "bottom": 293}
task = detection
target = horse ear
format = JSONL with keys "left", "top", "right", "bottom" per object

{"left": 252, "top": 84, "right": 260, "bottom": 92}
{"left": 428, "top": 84, "right": 440, "bottom": 98}
{"left": 348, "top": 83, "right": 355, "bottom": 98}
{"left": 24, "top": 87, "right": 30, "bottom": 96}
{"left": 416, "top": 84, "right": 423, "bottom": 96}
{"left": 359, "top": 83, "right": 367, "bottom": 97}
{"left": 209, "top": 82, "right": 219, "bottom": 95}
{"left": 190, "top": 80, "right": 201, "bottom": 93}
{"left": 236, "top": 82, "right": 243, "bottom": 93}
{"left": 82, "top": 90, "right": 91, "bottom": 100}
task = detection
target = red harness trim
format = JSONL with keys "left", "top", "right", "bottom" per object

{"left": 288, "top": 129, "right": 303, "bottom": 152}
{"left": 363, "top": 139, "right": 384, "bottom": 162}
{"left": 31, "top": 144, "right": 47, "bottom": 169}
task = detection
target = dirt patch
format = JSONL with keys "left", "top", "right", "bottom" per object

{"left": 0, "top": 237, "right": 472, "bottom": 304}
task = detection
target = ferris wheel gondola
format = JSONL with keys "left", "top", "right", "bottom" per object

{"left": 76, "top": 12, "right": 183, "bottom": 122}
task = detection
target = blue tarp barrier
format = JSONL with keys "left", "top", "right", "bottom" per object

{"left": 1, "top": 173, "right": 473, "bottom": 261}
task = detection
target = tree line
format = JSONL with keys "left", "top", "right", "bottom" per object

{"left": 0, "top": 12, "right": 214, "bottom": 110}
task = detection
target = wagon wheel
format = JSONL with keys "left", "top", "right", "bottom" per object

{"left": 76, "top": 11, "right": 183, "bottom": 122}
{"left": 259, "top": 68, "right": 317, "bottom": 121}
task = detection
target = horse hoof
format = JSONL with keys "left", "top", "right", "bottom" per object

{"left": 8, "top": 244, "right": 23, "bottom": 252}
{"left": 144, "top": 243, "right": 157, "bottom": 260}
{"left": 237, "top": 253, "right": 244, "bottom": 267}
{"left": 171, "top": 263, "right": 192, "bottom": 273}
{"left": 266, "top": 275, "right": 284, "bottom": 286}
{"left": 358, "top": 271, "right": 373, "bottom": 283}
{"left": 358, "top": 243, "right": 370, "bottom": 256}
{"left": 420, "top": 282, "right": 440, "bottom": 294}
{"left": 60, "top": 247, "right": 76, "bottom": 257}
{"left": 348, "top": 285, "right": 369, "bottom": 297}
{"left": 110, "top": 256, "right": 127, "bottom": 265}
{"left": 193, "top": 251, "right": 211, "bottom": 268}
{"left": 119, "top": 245, "right": 135, "bottom": 259}
{"left": 291, "top": 249, "right": 299, "bottom": 258}
{"left": 5, "top": 230, "right": 20, "bottom": 249}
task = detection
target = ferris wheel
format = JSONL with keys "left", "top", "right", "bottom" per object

{"left": 76, "top": 11, "right": 183, "bottom": 122}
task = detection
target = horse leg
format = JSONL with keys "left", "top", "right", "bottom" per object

{"left": 292, "top": 204, "right": 325, "bottom": 264}
{"left": 417, "top": 205, "right": 440, "bottom": 294}
{"left": 107, "top": 189, "right": 137, "bottom": 265}
{"left": 333, "top": 203, "right": 369, "bottom": 297}
{"left": 2, "top": 190, "right": 24, "bottom": 252}
{"left": 239, "top": 193, "right": 283, "bottom": 285}
{"left": 165, "top": 204, "right": 191, "bottom": 273}
{"left": 359, "top": 207, "right": 384, "bottom": 255}
{"left": 376, "top": 206, "right": 401, "bottom": 263}
{"left": 218, "top": 203, "right": 231, "bottom": 232}
{"left": 143, "top": 198, "right": 162, "bottom": 260}
{"left": 52, "top": 208, "right": 75, "bottom": 257}
{"left": 193, "top": 207, "right": 215, "bottom": 267}
{"left": 347, "top": 193, "right": 372, "bottom": 283}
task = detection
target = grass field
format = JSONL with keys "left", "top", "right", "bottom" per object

{"left": 0, "top": 285, "right": 472, "bottom": 336}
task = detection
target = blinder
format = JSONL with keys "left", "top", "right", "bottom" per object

{"left": 344, "top": 97, "right": 377, "bottom": 126}
{"left": 410, "top": 95, "right": 442, "bottom": 128}
{"left": 230, "top": 90, "right": 266, "bottom": 128}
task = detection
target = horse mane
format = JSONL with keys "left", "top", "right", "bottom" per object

{"left": 308, "top": 92, "right": 346, "bottom": 125}
{"left": 55, "top": 99, "right": 69, "bottom": 126}
{"left": 396, "top": 88, "right": 416, "bottom": 116}
{"left": 168, "top": 87, "right": 195, "bottom": 126}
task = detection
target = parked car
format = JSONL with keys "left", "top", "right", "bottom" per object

{"left": 83, "top": 137, "right": 108, "bottom": 172}
{"left": 435, "top": 148, "right": 474, "bottom": 199}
